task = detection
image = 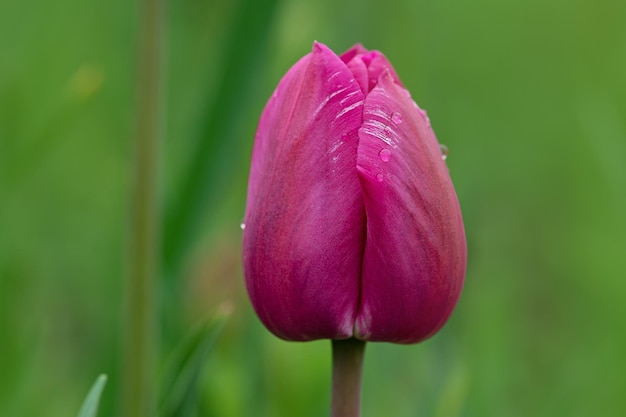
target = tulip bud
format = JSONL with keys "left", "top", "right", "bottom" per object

{"left": 242, "top": 42, "right": 466, "bottom": 344}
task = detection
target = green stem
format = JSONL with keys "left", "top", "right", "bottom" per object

{"left": 123, "top": 0, "right": 165, "bottom": 415}
{"left": 331, "top": 339, "right": 366, "bottom": 417}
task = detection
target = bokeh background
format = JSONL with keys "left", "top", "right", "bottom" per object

{"left": 1, "top": 0, "right": 625, "bottom": 416}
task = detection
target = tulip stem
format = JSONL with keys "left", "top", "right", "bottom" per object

{"left": 330, "top": 338, "right": 366, "bottom": 417}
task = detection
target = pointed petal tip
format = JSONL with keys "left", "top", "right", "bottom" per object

{"left": 311, "top": 41, "right": 339, "bottom": 62}
{"left": 312, "top": 40, "right": 329, "bottom": 53}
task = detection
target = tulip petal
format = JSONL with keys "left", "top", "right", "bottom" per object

{"left": 243, "top": 42, "right": 366, "bottom": 340}
{"left": 345, "top": 55, "right": 369, "bottom": 95}
{"left": 359, "top": 51, "right": 404, "bottom": 92}
{"left": 339, "top": 43, "right": 369, "bottom": 64}
{"left": 355, "top": 70, "right": 466, "bottom": 343}
{"left": 341, "top": 45, "right": 404, "bottom": 93}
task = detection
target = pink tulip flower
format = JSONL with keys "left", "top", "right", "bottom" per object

{"left": 242, "top": 42, "right": 466, "bottom": 344}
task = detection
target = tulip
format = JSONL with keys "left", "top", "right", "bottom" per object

{"left": 242, "top": 42, "right": 466, "bottom": 345}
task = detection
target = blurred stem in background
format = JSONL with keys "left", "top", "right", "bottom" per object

{"left": 331, "top": 339, "right": 366, "bottom": 417}
{"left": 123, "top": 0, "right": 165, "bottom": 415}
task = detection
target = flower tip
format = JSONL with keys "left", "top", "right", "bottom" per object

{"left": 339, "top": 43, "right": 370, "bottom": 64}
{"left": 312, "top": 40, "right": 326, "bottom": 52}
{"left": 349, "top": 43, "right": 368, "bottom": 53}
{"left": 311, "top": 41, "right": 335, "bottom": 59}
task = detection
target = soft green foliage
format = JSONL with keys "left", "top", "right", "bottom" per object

{"left": 159, "top": 309, "right": 229, "bottom": 417}
{"left": 77, "top": 375, "right": 107, "bottom": 417}
{"left": 1, "top": 0, "right": 626, "bottom": 416}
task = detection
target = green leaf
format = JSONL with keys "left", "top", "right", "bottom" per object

{"left": 158, "top": 305, "right": 231, "bottom": 417}
{"left": 162, "top": 0, "right": 281, "bottom": 280}
{"left": 76, "top": 374, "right": 107, "bottom": 417}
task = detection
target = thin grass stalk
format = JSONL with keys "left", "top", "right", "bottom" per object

{"left": 123, "top": 0, "right": 165, "bottom": 415}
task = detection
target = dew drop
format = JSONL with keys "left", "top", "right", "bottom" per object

{"left": 391, "top": 112, "right": 402, "bottom": 124}
{"left": 439, "top": 144, "right": 449, "bottom": 161}
{"left": 240, "top": 222, "right": 246, "bottom": 230}
{"left": 378, "top": 148, "right": 391, "bottom": 162}
{"left": 376, "top": 173, "right": 384, "bottom": 182}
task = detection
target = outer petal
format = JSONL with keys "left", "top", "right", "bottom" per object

{"left": 355, "top": 70, "right": 466, "bottom": 343}
{"left": 243, "top": 42, "right": 366, "bottom": 340}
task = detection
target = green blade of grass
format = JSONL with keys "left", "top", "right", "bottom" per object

{"left": 161, "top": 0, "right": 281, "bottom": 280}
{"left": 158, "top": 306, "right": 231, "bottom": 417}
{"left": 76, "top": 374, "right": 107, "bottom": 417}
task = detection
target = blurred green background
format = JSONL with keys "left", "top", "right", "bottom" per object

{"left": 1, "top": 0, "right": 625, "bottom": 416}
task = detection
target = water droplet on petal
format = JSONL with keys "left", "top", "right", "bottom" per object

{"left": 391, "top": 112, "right": 402, "bottom": 124}
{"left": 378, "top": 148, "right": 391, "bottom": 162}
{"left": 376, "top": 173, "right": 384, "bottom": 182}
{"left": 240, "top": 222, "right": 246, "bottom": 230}
{"left": 439, "top": 144, "right": 449, "bottom": 161}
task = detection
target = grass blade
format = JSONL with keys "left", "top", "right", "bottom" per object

{"left": 158, "top": 305, "right": 231, "bottom": 417}
{"left": 162, "top": 0, "right": 281, "bottom": 279}
{"left": 76, "top": 374, "right": 107, "bottom": 417}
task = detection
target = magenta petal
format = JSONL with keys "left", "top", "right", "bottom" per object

{"left": 339, "top": 43, "right": 369, "bottom": 64}
{"left": 341, "top": 46, "right": 404, "bottom": 93}
{"left": 243, "top": 42, "right": 366, "bottom": 340}
{"left": 355, "top": 71, "right": 466, "bottom": 343}
{"left": 345, "top": 55, "right": 369, "bottom": 94}
{"left": 361, "top": 51, "right": 404, "bottom": 92}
